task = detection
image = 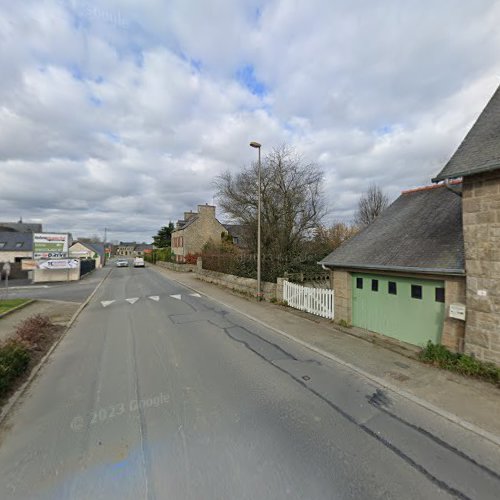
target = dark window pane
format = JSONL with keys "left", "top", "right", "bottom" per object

{"left": 435, "top": 287, "right": 445, "bottom": 303}
{"left": 388, "top": 281, "right": 397, "bottom": 295}
{"left": 371, "top": 279, "right": 379, "bottom": 291}
{"left": 356, "top": 277, "right": 363, "bottom": 289}
{"left": 411, "top": 285, "right": 422, "bottom": 299}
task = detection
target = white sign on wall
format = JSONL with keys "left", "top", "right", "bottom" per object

{"left": 38, "top": 259, "right": 79, "bottom": 270}
{"left": 449, "top": 303, "right": 466, "bottom": 321}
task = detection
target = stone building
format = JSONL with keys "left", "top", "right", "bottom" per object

{"left": 320, "top": 183, "right": 465, "bottom": 350}
{"left": 172, "top": 204, "right": 229, "bottom": 263}
{"left": 116, "top": 242, "right": 136, "bottom": 256}
{"left": 433, "top": 84, "right": 500, "bottom": 365}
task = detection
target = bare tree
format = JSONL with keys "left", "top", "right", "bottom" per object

{"left": 354, "top": 184, "right": 389, "bottom": 227}
{"left": 214, "top": 145, "right": 326, "bottom": 262}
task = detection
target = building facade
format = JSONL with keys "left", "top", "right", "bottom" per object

{"left": 172, "top": 204, "right": 228, "bottom": 263}
{"left": 433, "top": 85, "right": 500, "bottom": 365}
{"left": 320, "top": 184, "right": 466, "bottom": 351}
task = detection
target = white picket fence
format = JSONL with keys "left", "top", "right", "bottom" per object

{"left": 283, "top": 280, "right": 334, "bottom": 319}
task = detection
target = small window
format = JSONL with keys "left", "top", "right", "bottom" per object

{"left": 356, "top": 277, "right": 363, "bottom": 289}
{"left": 435, "top": 287, "right": 445, "bottom": 303}
{"left": 0, "top": 242, "right": 6, "bottom": 248}
{"left": 411, "top": 284, "right": 422, "bottom": 299}
{"left": 388, "top": 281, "right": 397, "bottom": 295}
{"left": 371, "top": 279, "right": 379, "bottom": 292}
{"left": 15, "top": 242, "right": 24, "bottom": 248}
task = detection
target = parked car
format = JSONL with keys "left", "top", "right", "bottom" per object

{"left": 116, "top": 259, "right": 129, "bottom": 267}
{"left": 134, "top": 257, "right": 145, "bottom": 268}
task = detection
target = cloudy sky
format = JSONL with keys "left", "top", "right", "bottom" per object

{"left": 1, "top": 0, "right": 499, "bottom": 243}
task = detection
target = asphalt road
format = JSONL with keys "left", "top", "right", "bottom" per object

{"left": 0, "top": 264, "right": 499, "bottom": 499}
{"left": 1, "top": 267, "right": 110, "bottom": 303}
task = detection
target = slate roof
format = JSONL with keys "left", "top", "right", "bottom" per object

{"left": 173, "top": 216, "right": 199, "bottom": 232}
{"left": 0, "top": 222, "right": 42, "bottom": 233}
{"left": 84, "top": 242, "right": 105, "bottom": 259}
{"left": 433, "top": 84, "right": 500, "bottom": 181}
{"left": 319, "top": 184, "right": 464, "bottom": 275}
{"left": 0, "top": 232, "right": 34, "bottom": 252}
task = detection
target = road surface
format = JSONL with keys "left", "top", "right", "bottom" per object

{"left": 0, "top": 264, "right": 499, "bottom": 499}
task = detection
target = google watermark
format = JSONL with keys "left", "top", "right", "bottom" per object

{"left": 61, "top": 0, "right": 129, "bottom": 30}
{"left": 70, "top": 393, "right": 169, "bottom": 432}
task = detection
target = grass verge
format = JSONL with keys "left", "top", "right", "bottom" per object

{"left": 0, "top": 299, "right": 30, "bottom": 316}
{"left": 419, "top": 341, "right": 500, "bottom": 387}
{"left": 0, "top": 314, "right": 65, "bottom": 406}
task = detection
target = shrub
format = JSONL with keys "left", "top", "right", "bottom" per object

{"left": 184, "top": 253, "right": 200, "bottom": 265}
{"left": 419, "top": 341, "right": 500, "bottom": 385}
{"left": 270, "top": 297, "right": 278, "bottom": 303}
{"left": 15, "top": 314, "right": 53, "bottom": 348}
{"left": 0, "top": 340, "right": 30, "bottom": 397}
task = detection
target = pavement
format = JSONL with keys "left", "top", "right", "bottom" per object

{"left": 0, "top": 264, "right": 499, "bottom": 499}
{"left": 155, "top": 265, "right": 500, "bottom": 440}
{"left": 0, "top": 300, "right": 81, "bottom": 344}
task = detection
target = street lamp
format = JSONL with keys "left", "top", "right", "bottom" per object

{"left": 250, "top": 141, "right": 262, "bottom": 300}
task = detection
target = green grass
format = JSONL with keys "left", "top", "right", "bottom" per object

{"left": 419, "top": 341, "right": 500, "bottom": 386}
{"left": 0, "top": 299, "right": 30, "bottom": 316}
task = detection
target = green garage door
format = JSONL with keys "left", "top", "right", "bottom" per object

{"left": 352, "top": 273, "right": 445, "bottom": 347}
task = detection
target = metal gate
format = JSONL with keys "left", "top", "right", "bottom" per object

{"left": 283, "top": 281, "right": 334, "bottom": 319}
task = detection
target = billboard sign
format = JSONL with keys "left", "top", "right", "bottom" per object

{"left": 33, "top": 233, "right": 69, "bottom": 260}
{"left": 38, "top": 259, "right": 80, "bottom": 270}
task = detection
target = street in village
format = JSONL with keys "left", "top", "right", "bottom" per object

{"left": 0, "top": 263, "right": 499, "bottom": 500}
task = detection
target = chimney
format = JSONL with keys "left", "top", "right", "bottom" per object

{"left": 198, "top": 204, "right": 216, "bottom": 219}
{"left": 184, "top": 210, "right": 197, "bottom": 221}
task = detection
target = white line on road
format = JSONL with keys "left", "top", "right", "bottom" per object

{"left": 189, "top": 293, "right": 201, "bottom": 297}
{"left": 125, "top": 298, "right": 139, "bottom": 304}
{"left": 101, "top": 300, "right": 115, "bottom": 307}
{"left": 170, "top": 294, "right": 182, "bottom": 300}
{"left": 148, "top": 296, "right": 160, "bottom": 301}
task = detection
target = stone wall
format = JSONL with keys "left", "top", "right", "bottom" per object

{"left": 197, "top": 268, "right": 277, "bottom": 301}
{"left": 331, "top": 269, "right": 352, "bottom": 324}
{"left": 441, "top": 277, "right": 466, "bottom": 352}
{"left": 155, "top": 261, "right": 197, "bottom": 273}
{"left": 462, "top": 170, "right": 500, "bottom": 364}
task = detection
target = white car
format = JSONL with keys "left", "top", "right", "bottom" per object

{"left": 134, "top": 257, "right": 145, "bottom": 268}
{"left": 116, "top": 259, "right": 129, "bottom": 267}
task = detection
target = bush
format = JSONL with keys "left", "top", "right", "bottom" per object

{"left": 0, "top": 340, "right": 30, "bottom": 397}
{"left": 15, "top": 314, "right": 53, "bottom": 348}
{"left": 419, "top": 341, "right": 500, "bottom": 385}
{"left": 184, "top": 253, "right": 200, "bottom": 265}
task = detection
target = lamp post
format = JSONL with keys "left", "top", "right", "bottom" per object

{"left": 249, "top": 141, "right": 262, "bottom": 300}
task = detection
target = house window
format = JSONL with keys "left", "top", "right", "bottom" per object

{"left": 388, "top": 281, "right": 397, "bottom": 295}
{"left": 15, "top": 242, "right": 23, "bottom": 248}
{"left": 371, "top": 279, "right": 379, "bottom": 292}
{"left": 435, "top": 287, "right": 445, "bottom": 303}
{"left": 356, "top": 277, "right": 363, "bottom": 289}
{"left": 411, "top": 284, "right": 422, "bottom": 299}
{"left": 0, "top": 242, "right": 5, "bottom": 248}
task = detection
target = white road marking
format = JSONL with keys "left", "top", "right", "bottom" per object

{"left": 126, "top": 298, "right": 139, "bottom": 304}
{"left": 170, "top": 294, "right": 182, "bottom": 300}
{"left": 189, "top": 293, "right": 201, "bottom": 298}
{"left": 101, "top": 300, "right": 115, "bottom": 307}
{"left": 148, "top": 296, "right": 160, "bottom": 301}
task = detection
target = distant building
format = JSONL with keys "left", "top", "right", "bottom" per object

{"left": 172, "top": 204, "right": 229, "bottom": 263}
{"left": 134, "top": 243, "right": 153, "bottom": 256}
{"left": 116, "top": 242, "right": 136, "bottom": 256}
{"left": 69, "top": 241, "right": 106, "bottom": 268}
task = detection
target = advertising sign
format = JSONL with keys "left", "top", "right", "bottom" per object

{"left": 38, "top": 259, "right": 80, "bottom": 270}
{"left": 33, "top": 233, "right": 69, "bottom": 260}
{"left": 21, "top": 259, "right": 39, "bottom": 271}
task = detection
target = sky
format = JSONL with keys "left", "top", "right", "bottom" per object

{"left": 1, "top": 0, "right": 499, "bottom": 243}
